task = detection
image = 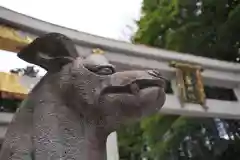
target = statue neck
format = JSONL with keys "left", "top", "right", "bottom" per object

{"left": 30, "top": 82, "right": 108, "bottom": 160}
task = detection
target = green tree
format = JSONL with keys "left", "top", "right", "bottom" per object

{"left": 118, "top": 0, "right": 240, "bottom": 159}
{"left": 134, "top": 0, "right": 240, "bottom": 62}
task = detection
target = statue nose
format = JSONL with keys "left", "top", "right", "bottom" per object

{"left": 147, "top": 69, "right": 164, "bottom": 79}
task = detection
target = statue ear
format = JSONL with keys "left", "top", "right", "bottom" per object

{"left": 17, "top": 33, "right": 79, "bottom": 71}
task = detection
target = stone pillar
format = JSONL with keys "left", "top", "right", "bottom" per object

{"left": 234, "top": 85, "right": 240, "bottom": 102}
{"left": 106, "top": 131, "right": 119, "bottom": 160}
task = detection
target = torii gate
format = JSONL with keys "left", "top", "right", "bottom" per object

{"left": 0, "top": 6, "right": 240, "bottom": 160}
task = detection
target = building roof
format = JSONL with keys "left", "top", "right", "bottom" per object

{"left": 0, "top": 72, "right": 28, "bottom": 100}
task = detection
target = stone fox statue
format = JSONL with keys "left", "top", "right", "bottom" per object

{"left": 0, "top": 33, "right": 166, "bottom": 160}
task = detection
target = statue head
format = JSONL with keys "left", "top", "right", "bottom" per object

{"left": 18, "top": 33, "right": 166, "bottom": 131}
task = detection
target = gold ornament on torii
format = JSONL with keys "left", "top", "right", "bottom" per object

{"left": 169, "top": 61, "right": 207, "bottom": 109}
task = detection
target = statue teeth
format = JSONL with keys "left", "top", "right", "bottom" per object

{"left": 130, "top": 83, "right": 140, "bottom": 95}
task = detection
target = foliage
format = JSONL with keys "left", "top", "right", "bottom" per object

{"left": 118, "top": 0, "right": 240, "bottom": 159}
{"left": 134, "top": 0, "right": 240, "bottom": 62}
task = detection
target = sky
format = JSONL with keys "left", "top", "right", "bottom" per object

{"left": 0, "top": 0, "right": 142, "bottom": 75}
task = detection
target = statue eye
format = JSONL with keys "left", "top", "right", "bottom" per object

{"left": 83, "top": 63, "right": 116, "bottom": 75}
{"left": 96, "top": 67, "right": 115, "bottom": 75}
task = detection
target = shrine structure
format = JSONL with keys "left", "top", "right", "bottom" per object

{"left": 0, "top": 6, "right": 240, "bottom": 160}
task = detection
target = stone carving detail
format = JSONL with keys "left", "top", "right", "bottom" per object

{"left": 0, "top": 33, "right": 166, "bottom": 160}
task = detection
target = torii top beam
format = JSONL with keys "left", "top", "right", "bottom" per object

{"left": 0, "top": 6, "right": 239, "bottom": 72}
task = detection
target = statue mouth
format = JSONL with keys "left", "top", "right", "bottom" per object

{"left": 102, "top": 79, "right": 165, "bottom": 96}
{"left": 129, "top": 80, "right": 164, "bottom": 94}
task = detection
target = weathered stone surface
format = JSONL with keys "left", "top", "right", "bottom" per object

{"left": 0, "top": 33, "right": 166, "bottom": 160}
